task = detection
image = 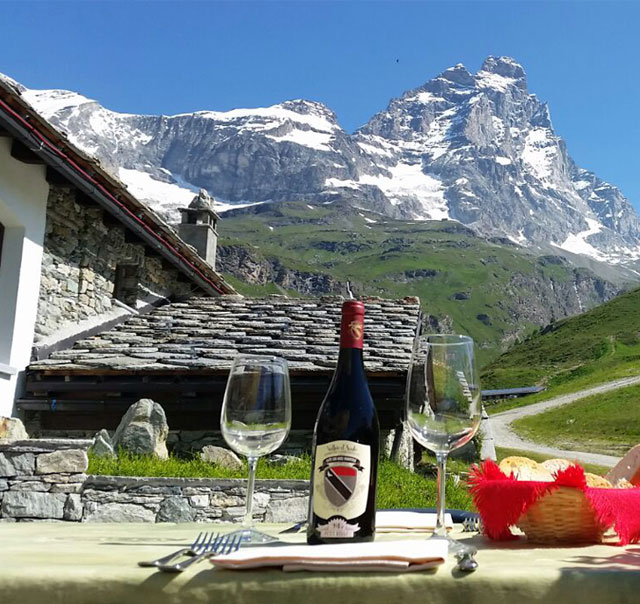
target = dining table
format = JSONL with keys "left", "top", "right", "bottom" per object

{"left": 1, "top": 521, "right": 639, "bottom": 604}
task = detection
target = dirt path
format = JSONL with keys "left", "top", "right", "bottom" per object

{"left": 489, "top": 375, "right": 640, "bottom": 468}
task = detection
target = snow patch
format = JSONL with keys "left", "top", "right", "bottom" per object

{"left": 265, "top": 129, "right": 333, "bottom": 151}
{"left": 359, "top": 162, "right": 448, "bottom": 220}
{"left": 119, "top": 168, "right": 265, "bottom": 220}
{"left": 495, "top": 156, "right": 512, "bottom": 165}
{"left": 324, "top": 178, "right": 361, "bottom": 190}
{"left": 188, "top": 105, "right": 339, "bottom": 134}
{"left": 21, "top": 88, "right": 93, "bottom": 117}
{"left": 475, "top": 71, "right": 517, "bottom": 92}
{"left": 521, "top": 128, "right": 557, "bottom": 182}
{"left": 357, "top": 141, "right": 393, "bottom": 157}
{"left": 551, "top": 217, "right": 605, "bottom": 260}
{"left": 119, "top": 168, "right": 197, "bottom": 209}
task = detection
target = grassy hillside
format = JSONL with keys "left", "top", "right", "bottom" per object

{"left": 218, "top": 201, "right": 622, "bottom": 366}
{"left": 482, "top": 287, "right": 640, "bottom": 409}
{"left": 511, "top": 383, "right": 640, "bottom": 456}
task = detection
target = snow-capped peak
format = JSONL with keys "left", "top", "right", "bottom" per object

{"left": 11, "top": 59, "right": 640, "bottom": 268}
{"left": 21, "top": 88, "right": 95, "bottom": 119}
{"left": 480, "top": 56, "right": 527, "bottom": 80}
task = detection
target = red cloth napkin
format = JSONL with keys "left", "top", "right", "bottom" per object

{"left": 468, "top": 460, "right": 640, "bottom": 545}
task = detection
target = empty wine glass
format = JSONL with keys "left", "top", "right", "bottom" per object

{"left": 221, "top": 354, "right": 291, "bottom": 543}
{"left": 406, "top": 333, "right": 482, "bottom": 552}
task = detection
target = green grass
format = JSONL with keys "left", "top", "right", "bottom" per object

{"left": 88, "top": 450, "right": 313, "bottom": 480}
{"left": 88, "top": 451, "right": 475, "bottom": 511}
{"left": 494, "top": 447, "right": 610, "bottom": 476}
{"left": 483, "top": 287, "right": 640, "bottom": 412}
{"left": 509, "top": 383, "right": 640, "bottom": 457}
{"left": 215, "top": 200, "right": 628, "bottom": 366}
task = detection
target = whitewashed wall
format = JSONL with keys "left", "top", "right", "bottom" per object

{"left": 0, "top": 137, "right": 49, "bottom": 417}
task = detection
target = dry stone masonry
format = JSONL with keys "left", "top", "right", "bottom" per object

{"left": 34, "top": 184, "right": 195, "bottom": 342}
{"left": 0, "top": 439, "right": 308, "bottom": 523}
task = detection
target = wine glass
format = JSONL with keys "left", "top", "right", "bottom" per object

{"left": 221, "top": 354, "right": 291, "bottom": 543}
{"left": 405, "top": 333, "right": 482, "bottom": 552}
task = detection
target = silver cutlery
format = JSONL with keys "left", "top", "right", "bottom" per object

{"left": 138, "top": 531, "right": 221, "bottom": 568}
{"left": 455, "top": 547, "right": 479, "bottom": 572}
{"left": 279, "top": 521, "right": 306, "bottom": 534}
{"left": 157, "top": 532, "right": 245, "bottom": 573}
{"left": 462, "top": 516, "right": 483, "bottom": 533}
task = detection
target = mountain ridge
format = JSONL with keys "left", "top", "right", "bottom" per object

{"left": 5, "top": 56, "right": 640, "bottom": 269}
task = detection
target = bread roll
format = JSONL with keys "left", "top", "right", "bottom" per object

{"left": 499, "top": 456, "right": 554, "bottom": 482}
{"left": 585, "top": 473, "right": 613, "bottom": 488}
{"left": 540, "top": 458, "right": 574, "bottom": 476}
{"left": 614, "top": 478, "right": 634, "bottom": 489}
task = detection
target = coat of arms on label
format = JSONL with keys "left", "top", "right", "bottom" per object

{"left": 318, "top": 455, "right": 365, "bottom": 507}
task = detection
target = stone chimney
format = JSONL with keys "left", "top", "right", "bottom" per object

{"left": 178, "top": 189, "right": 220, "bottom": 268}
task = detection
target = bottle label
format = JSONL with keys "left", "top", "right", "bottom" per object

{"left": 312, "top": 440, "right": 371, "bottom": 529}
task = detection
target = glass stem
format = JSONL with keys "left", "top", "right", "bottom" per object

{"left": 434, "top": 452, "right": 448, "bottom": 538}
{"left": 243, "top": 456, "right": 258, "bottom": 528}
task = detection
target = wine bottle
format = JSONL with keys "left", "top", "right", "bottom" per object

{"left": 307, "top": 300, "right": 380, "bottom": 544}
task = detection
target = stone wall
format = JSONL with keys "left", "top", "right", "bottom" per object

{"left": 0, "top": 439, "right": 309, "bottom": 523}
{"left": 34, "top": 185, "right": 195, "bottom": 341}
{"left": 36, "top": 427, "right": 414, "bottom": 471}
{"left": 0, "top": 439, "right": 89, "bottom": 522}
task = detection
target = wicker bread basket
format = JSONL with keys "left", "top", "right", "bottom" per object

{"left": 516, "top": 486, "right": 606, "bottom": 544}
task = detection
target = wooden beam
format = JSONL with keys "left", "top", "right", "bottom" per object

{"left": 0, "top": 126, "right": 11, "bottom": 137}
{"left": 11, "top": 139, "right": 44, "bottom": 164}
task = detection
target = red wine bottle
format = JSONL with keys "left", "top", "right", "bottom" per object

{"left": 307, "top": 300, "right": 380, "bottom": 544}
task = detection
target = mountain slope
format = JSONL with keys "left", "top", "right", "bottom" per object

{"left": 8, "top": 56, "right": 640, "bottom": 268}
{"left": 481, "top": 286, "right": 640, "bottom": 389}
{"left": 213, "top": 201, "right": 621, "bottom": 364}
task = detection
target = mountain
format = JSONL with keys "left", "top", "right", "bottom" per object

{"left": 9, "top": 56, "right": 640, "bottom": 269}
{"left": 212, "top": 200, "right": 621, "bottom": 364}
{"left": 481, "top": 285, "right": 640, "bottom": 390}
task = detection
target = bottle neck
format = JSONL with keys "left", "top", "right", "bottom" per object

{"left": 335, "top": 346, "right": 365, "bottom": 376}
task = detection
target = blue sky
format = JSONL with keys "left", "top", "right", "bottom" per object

{"left": 1, "top": 1, "right": 639, "bottom": 211}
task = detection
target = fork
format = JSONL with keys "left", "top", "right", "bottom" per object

{"left": 157, "top": 532, "right": 245, "bottom": 573}
{"left": 138, "top": 531, "right": 221, "bottom": 568}
{"left": 462, "top": 516, "right": 483, "bottom": 533}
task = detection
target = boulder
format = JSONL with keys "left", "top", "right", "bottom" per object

{"left": 36, "top": 450, "right": 88, "bottom": 474}
{"left": 0, "top": 452, "right": 35, "bottom": 477}
{"left": 264, "top": 496, "right": 308, "bottom": 523}
{"left": 84, "top": 502, "right": 156, "bottom": 523}
{"left": 200, "top": 445, "right": 243, "bottom": 470}
{"left": 1, "top": 491, "right": 66, "bottom": 519}
{"left": 112, "top": 399, "right": 169, "bottom": 459}
{"left": 156, "top": 496, "right": 196, "bottom": 523}
{"left": 63, "top": 494, "right": 84, "bottom": 521}
{"left": 90, "top": 429, "right": 116, "bottom": 458}
{"left": 268, "top": 454, "right": 302, "bottom": 466}
{"left": 0, "top": 417, "right": 28, "bottom": 442}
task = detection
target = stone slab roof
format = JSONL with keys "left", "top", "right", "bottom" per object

{"left": 29, "top": 296, "right": 421, "bottom": 375}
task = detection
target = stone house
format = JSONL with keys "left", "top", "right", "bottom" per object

{"left": 0, "top": 76, "right": 235, "bottom": 417}
{"left": 23, "top": 296, "right": 420, "bottom": 455}
{"left": 0, "top": 74, "right": 424, "bottom": 463}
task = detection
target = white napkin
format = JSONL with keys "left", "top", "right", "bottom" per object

{"left": 209, "top": 539, "right": 448, "bottom": 573}
{"left": 375, "top": 511, "right": 453, "bottom": 532}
